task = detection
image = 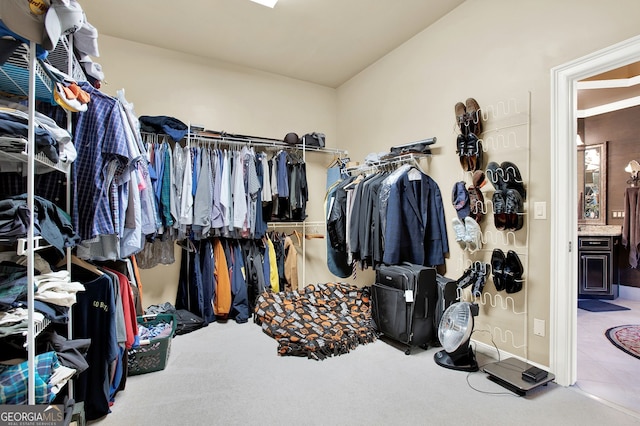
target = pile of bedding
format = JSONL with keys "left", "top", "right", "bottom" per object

{"left": 254, "top": 282, "right": 376, "bottom": 360}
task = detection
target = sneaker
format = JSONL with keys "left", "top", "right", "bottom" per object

{"left": 464, "top": 216, "right": 482, "bottom": 252}
{"left": 452, "top": 217, "right": 468, "bottom": 249}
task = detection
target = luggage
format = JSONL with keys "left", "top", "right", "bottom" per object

{"left": 173, "top": 309, "right": 206, "bottom": 335}
{"left": 371, "top": 263, "right": 437, "bottom": 354}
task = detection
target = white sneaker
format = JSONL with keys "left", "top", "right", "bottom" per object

{"left": 464, "top": 216, "right": 482, "bottom": 252}
{"left": 452, "top": 217, "right": 467, "bottom": 249}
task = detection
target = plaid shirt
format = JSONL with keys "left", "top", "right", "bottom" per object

{"left": 73, "top": 82, "right": 130, "bottom": 241}
{"left": 0, "top": 351, "right": 59, "bottom": 404}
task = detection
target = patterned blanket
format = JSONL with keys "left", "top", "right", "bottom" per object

{"left": 254, "top": 282, "right": 376, "bottom": 360}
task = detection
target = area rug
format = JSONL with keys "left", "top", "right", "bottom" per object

{"left": 253, "top": 282, "right": 377, "bottom": 360}
{"left": 605, "top": 325, "right": 640, "bottom": 360}
{"left": 577, "top": 299, "right": 630, "bottom": 312}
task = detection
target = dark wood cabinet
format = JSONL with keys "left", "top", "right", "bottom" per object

{"left": 578, "top": 236, "right": 619, "bottom": 299}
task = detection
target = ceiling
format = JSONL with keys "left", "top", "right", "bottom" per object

{"left": 80, "top": 0, "right": 465, "bottom": 88}
{"left": 578, "top": 62, "right": 640, "bottom": 115}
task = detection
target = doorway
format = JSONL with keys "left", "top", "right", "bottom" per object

{"left": 551, "top": 34, "right": 640, "bottom": 388}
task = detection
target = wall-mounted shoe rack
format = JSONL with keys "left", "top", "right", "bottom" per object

{"left": 456, "top": 92, "right": 531, "bottom": 359}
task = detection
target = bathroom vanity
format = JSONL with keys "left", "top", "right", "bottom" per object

{"left": 577, "top": 226, "right": 621, "bottom": 299}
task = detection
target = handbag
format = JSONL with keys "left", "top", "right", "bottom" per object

{"left": 302, "top": 132, "right": 325, "bottom": 148}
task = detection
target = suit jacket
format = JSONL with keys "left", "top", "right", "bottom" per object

{"left": 382, "top": 170, "right": 448, "bottom": 266}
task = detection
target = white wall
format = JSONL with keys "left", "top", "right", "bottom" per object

{"left": 336, "top": 0, "right": 640, "bottom": 365}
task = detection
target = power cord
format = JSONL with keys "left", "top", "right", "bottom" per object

{"left": 464, "top": 329, "right": 519, "bottom": 396}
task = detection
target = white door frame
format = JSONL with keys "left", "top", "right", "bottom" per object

{"left": 550, "top": 34, "right": 640, "bottom": 386}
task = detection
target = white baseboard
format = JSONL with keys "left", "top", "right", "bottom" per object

{"left": 472, "top": 339, "right": 551, "bottom": 371}
{"left": 619, "top": 285, "right": 640, "bottom": 301}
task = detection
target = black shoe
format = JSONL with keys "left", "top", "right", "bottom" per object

{"left": 472, "top": 262, "right": 489, "bottom": 298}
{"left": 504, "top": 189, "right": 524, "bottom": 231}
{"left": 474, "top": 140, "right": 483, "bottom": 171}
{"left": 492, "top": 190, "right": 507, "bottom": 231}
{"left": 501, "top": 161, "right": 526, "bottom": 200}
{"left": 457, "top": 134, "right": 468, "bottom": 170}
{"left": 504, "top": 250, "right": 524, "bottom": 294}
{"left": 457, "top": 266, "right": 476, "bottom": 289}
{"left": 486, "top": 161, "right": 505, "bottom": 192}
{"left": 466, "top": 133, "right": 480, "bottom": 171}
{"left": 491, "top": 249, "right": 506, "bottom": 291}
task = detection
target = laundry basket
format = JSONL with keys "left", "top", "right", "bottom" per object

{"left": 127, "top": 313, "right": 176, "bottom": 376}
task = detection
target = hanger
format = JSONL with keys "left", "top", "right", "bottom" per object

{"left": 65, "top": 255, "right": 104, "bottom": 276}
{"left": 290, "top": 230, "right": 302, "bottom": 246}
{"left": 305, "top": 232, "right": 324, "bottom": 240}
{"left": 326, "top": 154, "right": 342, "bottom": 169}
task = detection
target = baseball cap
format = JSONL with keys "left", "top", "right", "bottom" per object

{"left": 0, "top": 0, "right": 84, "bottom": 51}
{"left": 74, "top": 20, "right": 99, "bottom": 57}
{"left": 45, "top": 0, "right": 85, "bottom": 51}
{"left": 452, "top": 181, "right": 471, "bottom": 220}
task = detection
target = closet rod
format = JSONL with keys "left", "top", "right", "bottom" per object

{"left": 141, "top": 131, "right": 348, "bottom": 155}
{"left": 346, "top": 152, "right": 429, "bottom": 174}
{"left": 267, "top": 220, "right": 325, "bottom": 229}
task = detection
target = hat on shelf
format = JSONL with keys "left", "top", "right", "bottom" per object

{"left": 0, "top": 0, "right": 84, "bottom": 51}
{"left": 45, "top": 0, "right": 85, "bottom": 49}
{"left": 284, "top": 132, "right": 300, "bottom": 145}
{"left": 80, "top": 59, "right": 104, "bottom": 81}
{"left": 74, "top": 20, "right": 99, "bottom": 57}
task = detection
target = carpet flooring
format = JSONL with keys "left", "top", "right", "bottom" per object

{"left": 89, "top": 320, "right": 640, "bottom": 425}
{"left": 578, "top": 299, "right": 631, "bottom": 312}
{"left": 605, "top": 324, "right": 640, "bottom": 360}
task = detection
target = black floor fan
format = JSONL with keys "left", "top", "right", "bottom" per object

{"left": 434, "top": 302, "right": 479, "bottom": 372}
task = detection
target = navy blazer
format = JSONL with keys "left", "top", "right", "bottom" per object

{"left": 382, "top": 170, "right": 449, "bottom": 266}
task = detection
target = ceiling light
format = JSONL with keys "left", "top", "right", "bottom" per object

{"left": 250, "top": 0, "right": 278, "bottom": 7}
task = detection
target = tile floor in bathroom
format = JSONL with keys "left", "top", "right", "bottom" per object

{"left": 576, "top": 297, "right": 640, "bottom": 414}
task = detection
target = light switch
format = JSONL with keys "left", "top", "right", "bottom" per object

{"left": 534, "top": 202, "right": 546, "bottom": 220}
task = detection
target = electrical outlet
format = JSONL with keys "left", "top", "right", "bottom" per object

{"left": 534, "top": 319, "right": 545, "bottom": 337}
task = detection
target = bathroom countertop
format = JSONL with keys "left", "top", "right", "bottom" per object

{"left": 577, "top": 225, "right": 622, "bottom": 237}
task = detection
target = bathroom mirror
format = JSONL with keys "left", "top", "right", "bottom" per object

{"left": 577, "top": 141, "right": 607, "bottom": 225}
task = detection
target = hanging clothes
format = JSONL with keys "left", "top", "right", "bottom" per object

{"left": 622, "top": 186, "right": 640, "bottom": 268}
{"left": 328, "top": 161, "right": 448, "bottom": 271}
{"left": 283, "top": 235, "right": 298, "bottom": 292}
{"left": 383, "top": 167, "right": 449, "bottom": 266}
{"left": 71, "top": 265, "right": 118, "bottom": 421}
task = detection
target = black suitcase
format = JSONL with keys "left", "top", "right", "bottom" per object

{"left": 372, "top": 263, "right": 437, "bottom": 354}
